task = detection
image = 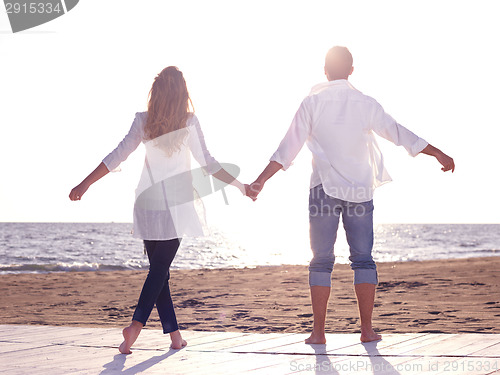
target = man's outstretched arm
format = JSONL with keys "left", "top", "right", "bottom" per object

{"left": 419, "top": 144, "right": 455, "bottom": 172}
{"left": 246, "top": 100, "right": 312, "bottom": 200}
{"left": 247, "top": 161, "right": 283, "bottom": 200}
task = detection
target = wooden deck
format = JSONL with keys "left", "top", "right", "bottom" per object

{"left": 0, "top": 325, "right": 499, "bottom": 374}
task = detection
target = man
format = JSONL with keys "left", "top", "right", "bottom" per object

{"left": 248, "top": 46, "right": 454, "bottom": 343}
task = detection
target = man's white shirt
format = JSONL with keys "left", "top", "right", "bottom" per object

{"left": 270, "top": 79, "right": 428, "bottom": 202}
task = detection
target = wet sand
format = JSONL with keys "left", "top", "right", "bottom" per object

{"left": 0, "top": 257, "right": 499, "bottom": 334}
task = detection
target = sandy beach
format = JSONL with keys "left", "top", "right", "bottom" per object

{"left": 1, "top": 257, "right": 499, "bottom": 335}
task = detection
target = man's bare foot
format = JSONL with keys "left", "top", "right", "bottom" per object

{"left": 305, "top": 332, "right": 326, "bottom": 344}
{"left": 170, "top": 330, "right": 188, "bottom": 350}
{"left": 360, "top": 329, "right": 382, "bottom": 343}
{"left": 119, "top": 321, "right": 143, "bottom": 354}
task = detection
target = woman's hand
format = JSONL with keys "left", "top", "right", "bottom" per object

{"left": 69, "top": 182, "right": 89, "bottom": 201}
{"left": 68, "top": 162, "right": 110, "bottom": 201}
{"left": 246, "top": 181, "right": 263, "bottom": 201}
{"left": 243, "top": 184, "right": 257, "bottom": 201}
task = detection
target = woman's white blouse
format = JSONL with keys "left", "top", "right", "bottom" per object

{"left": 103, "top": 112, "right": 221, "bottom": 240}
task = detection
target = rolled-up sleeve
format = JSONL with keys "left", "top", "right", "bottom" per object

{"left": 102, "top": 112, "right": 144, "bottom": 172}
{"left": 270, "top": 99, "right": 312, "bottom": 170}
{"left": 370, "top": 102, "right": 428, "bottom": 157}
{"left": 187, "top": 115, "right": 222, "bottom": 175}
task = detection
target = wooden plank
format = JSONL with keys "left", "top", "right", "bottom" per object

{"left": 436, "top": 334, "right": 500, "bottom": 357}
{"left": 159, "top": 351, "right": 271, "bottom": 374}
{"left": 0, "top": 324, "right": 49, "bottom": 335}
{"left": 1, "top": 325, "right": 91, "bottom": 345}
{"left": 271, "top": 334, "right": 363, "bottom": 355}
{"left": 287, "top": 355, "right": 424, "bottom": 375}
{"left": 469, "top": 342, "right": 500, "bottom": 357}
{"left": 161, "top": 330, "right": 246, "bottom": 350}
{"left": 183, "top": 352, "right": 304, "bottom": 375}
{"left": 0, "top": 325, "right": 72, "bottom": 341}
{"left": 186, "top": 332, "right": 295, "bottom": 352}
{"left": 0, "top": 344, "right": 68, "bottom": 366}
{"left": 433, "top": 356, "right": 500, "bottom": 375}
{"left": 220, "top": 333, "right": 305, "bottom": 353}
{"left": 243, "top": 355, "right": 318, "bottom": 375}
{"left": 1, "top": 342, "right": 174, "bottom": 374}
{"left": 57, "top": 326, "right": 212, "bottom": 350}
{"left": 376, "top": 333, "right": 456, "bottom": 356}
{"left": 395, "top": 356, "right": 500, "bottom": 375}
{"left": 22, "top": 347, "right": 120, "bottom": 375}
{"left": 327, "top": 333, "right": 427, "bottom": 356}
{"left": 225, "top": 332, "right": 367, "bottom": 356}
{"left": 0, "top": 341, "right": 52, "bottom": 354}
{"left": 26, "top": 345, "right": 111, "bottom": 367}
{"left": 282, "top": 354, "right": 353, "bottom": 374}
{"left": 400, "top": 334, "right": 497, "bottom": 357}
{"left": 151, "top": 350, "right": 225, "bottom": 374}
{"left": 49, "top": 327, "right": 120, "bottom": 346}
{"left": 1, "top": 325, "right": 500, "bottom": 375}
{"left": 291, "top": 355, "right": 495, "bottom": 375}
{"left": 3, "top": 364, "right": 70, "bottom": 375}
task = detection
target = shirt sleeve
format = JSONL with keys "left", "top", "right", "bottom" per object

{"left": 370, "top": 102, "right": 428, "bottom": 157}
{"left": 187, "top": 115, "right": 222, "bottom": 175}
{"left": 270, "top": 99, "right": 312, "bottom": 170}
{"left": 102, "top": 112, "right": 144, "bottom": 172}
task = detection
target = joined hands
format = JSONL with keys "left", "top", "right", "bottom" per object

{"left": 244, "top": 181, "right": 263, "bottom": 201}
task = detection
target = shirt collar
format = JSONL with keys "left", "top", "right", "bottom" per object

{"left": 309, "top": 79, "right": 356, "bottom": 96}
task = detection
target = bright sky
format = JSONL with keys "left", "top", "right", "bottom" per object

{"left": 1, "top": 0, "right": 499, "bottom": 243}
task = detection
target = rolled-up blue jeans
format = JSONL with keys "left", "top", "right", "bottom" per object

{"left": 309, "top": 185, "right": 378, "bottom": 287}
{"left": 132, "top": 239, "right": 180, "bottom": 334}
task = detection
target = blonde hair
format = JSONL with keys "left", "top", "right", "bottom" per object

{"left": 144, "top": 66, "right": 194, "bottom": 155}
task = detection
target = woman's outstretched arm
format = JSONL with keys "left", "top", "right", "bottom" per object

{"left": 69, "top": 113, "right": 143, "bottom": 201}
{"left": 212, "top": 168, "right": 250, "bottom": 198}
{"left": 69, "top": 162, "right": 109, "bottom": 201}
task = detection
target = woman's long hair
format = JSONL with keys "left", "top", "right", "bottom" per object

{"left": 143, "top": 66, "right": 194, "bottom": 155}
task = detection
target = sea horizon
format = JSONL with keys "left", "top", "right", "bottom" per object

{"left": 1, "top": 222, "right": 499, "bottom": 274}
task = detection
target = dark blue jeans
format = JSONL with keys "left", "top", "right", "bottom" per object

{"left": 132, "top": 239, "right": 180, "bottom": 334}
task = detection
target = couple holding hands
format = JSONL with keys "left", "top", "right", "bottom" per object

{"left": 69, "top": 46, "right": 454, "bottom": 354}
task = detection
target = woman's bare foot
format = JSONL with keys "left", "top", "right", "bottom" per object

{"left": 119, "top": 321, "right": 143, "bottom": 354}
{"left": 360, "top": 328, "right": 382, "bottom": 343}
{"left": 169, "top": 330, "right": 188, "bottom": 350}
{"left": 305, "top": 332, "right": 326, "bottom": 344}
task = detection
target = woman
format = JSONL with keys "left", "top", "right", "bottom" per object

{"left": 69, "top": 66, "right": 247, "bottom": 353}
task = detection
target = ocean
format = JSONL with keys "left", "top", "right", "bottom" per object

{"left": 0, "top": 223, "right": 499, "bottom": 274}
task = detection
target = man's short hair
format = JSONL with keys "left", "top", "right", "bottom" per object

{"left": 325, "top": 46, "right": 353, "bottom": 80}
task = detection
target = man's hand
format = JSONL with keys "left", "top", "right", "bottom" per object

{"left": 420, "top": 144, "right": 455, "bottom": 173}
{"left": 436, "top": 152, "right": 455, "bottom": 173}
{"left": 245, "top": 181, "right": 263, "bottom": 201}
{"left": 244, "top": 161, "right": 283, "bottom": 201}
{"left": 69, "top": 182, "right": 89, "bottom": 201}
